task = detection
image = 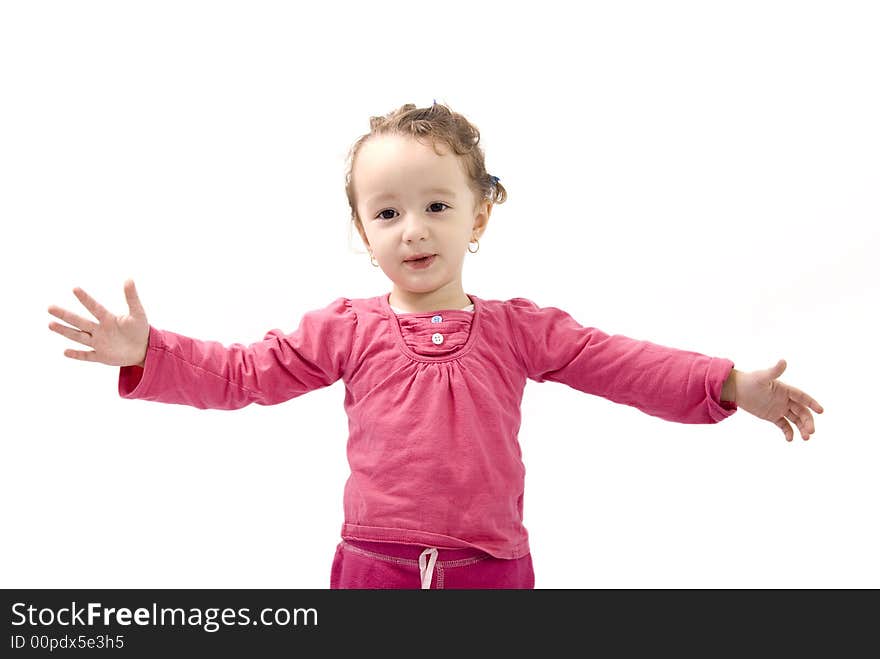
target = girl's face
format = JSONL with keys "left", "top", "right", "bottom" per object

{"left": 353, "top": 133, "right": 491, "bottom": 311}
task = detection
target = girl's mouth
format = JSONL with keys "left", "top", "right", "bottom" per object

{"left": 404, "top": 254, "right": 436, "bottom": 269}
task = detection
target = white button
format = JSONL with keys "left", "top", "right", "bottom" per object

{"left": 431, "top": 333, "right": 444, "bottom": 345}
{"left": 431, "top": 315, "right": 443, "bottom": 323}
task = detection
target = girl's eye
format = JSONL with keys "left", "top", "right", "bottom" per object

{"left": 376, "top": 202, "right": 449, "bottom": 221}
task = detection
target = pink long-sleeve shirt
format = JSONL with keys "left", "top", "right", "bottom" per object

{"left": 118, "top": 292, "right": 737, "bottom": 559}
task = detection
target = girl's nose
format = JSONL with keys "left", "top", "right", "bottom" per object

{"left": 401, "top": 213, "right": 431, "bottom": 236}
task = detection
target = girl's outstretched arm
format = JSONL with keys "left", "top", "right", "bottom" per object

{"left": 48, "top": 282, "right": 356, "bottom": 411}
{"left": 115, "top": 296, "right": 356, "bottom": 410}
{"left": 506, "top": 297, "right": 737, "bottom": 424}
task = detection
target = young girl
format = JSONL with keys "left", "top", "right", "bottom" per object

{"left": 47, "top": 101, "right": 824, "bottom": 589}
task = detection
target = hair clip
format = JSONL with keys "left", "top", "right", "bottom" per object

{"left": 490, "top": 175, "right": 500, "bottom": 185}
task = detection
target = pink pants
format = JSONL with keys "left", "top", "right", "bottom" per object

{"left": 330, "top": 539, "right": 535, "bottom": 589}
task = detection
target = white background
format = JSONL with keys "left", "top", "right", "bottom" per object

{"left": 2, "top": 0, "right": 877, "bottom": 588}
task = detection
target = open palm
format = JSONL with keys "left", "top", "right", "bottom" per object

{"left": 47, "top": 279, "right": 150, "bottom": 367}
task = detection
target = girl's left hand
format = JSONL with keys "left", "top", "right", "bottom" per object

{"left": 734, "top": 359, "right": 824, "bottom": 442}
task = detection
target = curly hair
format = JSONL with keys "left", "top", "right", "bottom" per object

{"left": 344, "top": 101, "right": 507, "bottom": 244}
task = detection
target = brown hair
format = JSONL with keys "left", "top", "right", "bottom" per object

{"left": 344, "top": 101, "right": 507, "bottom": 250}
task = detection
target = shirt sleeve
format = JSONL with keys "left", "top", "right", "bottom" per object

{"left": 506, "top": 297, "right": 737, "bottom": 424}
{"left": 117, "top": 297, "right": 356, "bottom": 410}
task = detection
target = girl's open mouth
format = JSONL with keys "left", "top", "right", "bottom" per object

{"left": 404, "top": 255, "right": 436, "bottom": 269}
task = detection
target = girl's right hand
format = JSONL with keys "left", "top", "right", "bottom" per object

{"left": 48, "top": 279, "right": 150, "bottom": 367}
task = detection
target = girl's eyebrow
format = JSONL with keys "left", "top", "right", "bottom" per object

{"left": 369, "top": 187, "right": 457, "bottom": 204}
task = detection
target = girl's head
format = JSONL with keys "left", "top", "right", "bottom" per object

{"left": 344, "top": 101, "right": 507, "bottom": 308}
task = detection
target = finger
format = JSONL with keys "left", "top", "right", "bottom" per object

{"left": 72, "top": 287, "right": 111, "bottom": 324}
{"left": 789, "top": 400, "right": 816, "bottom": 435}
{"left": 48, "top": 321, "right": 94, "bottom": 347}
{"left": 784, "top": 406, "right": 803, "bottom": 428}
{"left": 784, "top": 408, "right": 811, "bottom": 441}
{"left": 774, "top": 417, "right": 794, "bottom": 442}
{"left": 47, "top": 305, "right": 99, "bottom": 334}
{"left": 63, "top": 348, "right": 98, "bottom": 362}
{"left": 124, "top": 279, "right": 146, "bottom": 318}
{"left": 793, "top": 388, "right": 824, "bottom": 415}
{"left": 783, "top": 409, "right": 807, "bottom": 440}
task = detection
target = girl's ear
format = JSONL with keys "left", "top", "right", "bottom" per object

{"left": 473, "top": 201, "right": 492, "bottom": 234}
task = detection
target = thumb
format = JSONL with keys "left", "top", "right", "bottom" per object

{"left": 124, "top": 278, "right": 146, "bottom": 319}
{"left": 767, "top": 358, "right": 786, "bottom": 379}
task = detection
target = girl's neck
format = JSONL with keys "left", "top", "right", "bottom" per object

{"left": 388, "top": 289, "right": 472, "bottom": 314}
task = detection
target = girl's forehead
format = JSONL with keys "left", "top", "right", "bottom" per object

{"left": 361, "top": 133, "right": 450, "bottom": 163}
{"left": 356, "top": 136, "right": 464, "bottom": 191}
